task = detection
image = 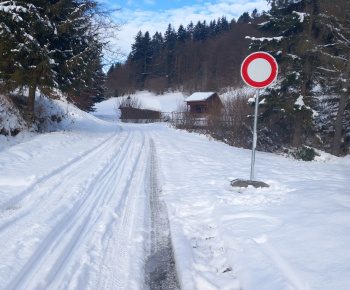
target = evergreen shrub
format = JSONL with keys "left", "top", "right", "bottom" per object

{"left": 291, "top": 146, "right": 319, "bottom": 161}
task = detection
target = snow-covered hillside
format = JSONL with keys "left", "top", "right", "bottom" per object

{"left": 0, "top": 94, "right": 72, "bottom": 151}
{"left": 0, "top": 92, "right": 349, "bottom": 289}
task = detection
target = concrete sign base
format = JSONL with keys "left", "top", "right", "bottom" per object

{"left": 230, "top": 179, "right": 269, "bottom": 188}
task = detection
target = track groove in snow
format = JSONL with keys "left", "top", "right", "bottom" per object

{"left": 91, "top": 131, "right": 148, "bottom": 289}
{"left": 0, "top": 127, "right": 149, "bottom": 289}
{"left": 0, "top": 129, "right": 120, "bottom": 213}
{"left": 1, "top": 94, "right": 350, "bottom": 290}
{"left": 145, "top": 138, "right": 180, "bottom": 290}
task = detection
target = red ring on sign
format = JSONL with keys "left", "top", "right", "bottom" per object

{"left": 241, "top": 52, "right": 278, "bottom": 88}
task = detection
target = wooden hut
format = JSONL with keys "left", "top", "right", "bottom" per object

{"left": 185, "top": 92, "right": 223, "bottom": 114}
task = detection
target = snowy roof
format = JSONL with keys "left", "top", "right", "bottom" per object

{"left": 185, "top": 92, "right": 216, "bottom": 102}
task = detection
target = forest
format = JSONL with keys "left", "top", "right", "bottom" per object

{"left": 0, "top": 0, "right": 114, "bottom": 116}
{"left": 107, "top": 0, "right": 350, "bottom": 156}
{"left": 0, "top": 0, "right": 349, "bottom": 157}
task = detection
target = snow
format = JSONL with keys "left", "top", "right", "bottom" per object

{"left": 184, "top": 92, "right": 216, "bottom": 102}
{"left": 134, "top": 91, "right": 185, "bottom": 112}
{"left": 0, "top": 91, "right": 350, "bottom": 289}
{"left": 295, "top": 95, "right": 319, "bottom": 118}
{"left": 246, "top": 36, "right": 283, "bottom": 42}
{"left": 288, "top": 53, "right": 300, "bottom": 60}
{"left": 0, "top": 3, "right": 27, "bottom": 14}
{"left": 259, "top": 98, "right": 266, "bottom": 104}
{"left": 93, "top": 91, "right": 185, "bottom": 114}
{"left": 293, "top": 11, "right": 308, "bottom": 23}
{"left": 295, "top": 95, "right": 305, "bottom": 107}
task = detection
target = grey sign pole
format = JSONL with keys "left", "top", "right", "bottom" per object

{"left": 231, "top": 52, "right": 277, "bottom": 188}
{"left": 250, "top": 89, "right": 260, "bottom": 181}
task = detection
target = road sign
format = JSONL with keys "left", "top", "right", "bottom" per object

{"left": 241, "top": 52, "right": 278, "bottom": 88}
{"left": 240, "top": 52, "right": 278, "bottom": 182}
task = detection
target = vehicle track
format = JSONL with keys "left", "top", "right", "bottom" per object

{"left": 0, "top": 129, "right": 121, "bottom": 213}
{"left": 0, "top": 128, "right": 149, "bottom": 289}
{"left": 145, "top": 139, "right": 180, "bottom": 290}
{"left": 90, "top": 131, "right": 149, "bottom": 289}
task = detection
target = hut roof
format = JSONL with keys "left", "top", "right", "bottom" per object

{"left": 184, "top": 92, "right": 217, "bottom": 102}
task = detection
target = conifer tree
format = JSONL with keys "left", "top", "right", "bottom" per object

{"left": 130, "top": 31, "right": 153, "bottom": 88}
{"left": 0, "top": 1, "right": 56, "bottom": 121}
{"left": 164, "top": 24, "right": 177, "bottom": 85}
{"left": 177, "top": 24, "right": 188, "bottom": 42}
{"left": 150, "top": 32, "right": 165, "bottom": 78}
{"left": 0, "top": 0, "right": 111, "bottom": 120}
{"left": 187, "top": 21, "right": 194, "bottom": 40}
{"left": 313, "top": 0, "right": 350, "bottom": 155}
{"left": 248, "top": 0, "right": 317, "bottom": 148}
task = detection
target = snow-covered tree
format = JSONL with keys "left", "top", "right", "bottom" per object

{"left": 0, "top": 0, "right": 112, "bottom": 119}
{"left": 247, "top": 0, "right": 323, "bottom": 148}
{"left": 312, "top": 0, "right": 350, "bottom": 155}
{"left": 0, "top": 1, "right": 57, "bottom": 120}
{"left": 246, "top": 0, "right": 349, "bottom": 154}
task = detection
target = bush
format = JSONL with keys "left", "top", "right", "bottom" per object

{"left": 290, "top": 146, "right": 319, "bottom": 161}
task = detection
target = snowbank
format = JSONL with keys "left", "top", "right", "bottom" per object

{"left": 92, "top": 91, "right": 186, "bottom": 116}
{"left": 1, "top": 91, "right": 349, "bottom": 289}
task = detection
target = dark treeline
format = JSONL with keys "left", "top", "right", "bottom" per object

{"left": 248, "top": 0, "right": 350, "bottom": 156}
{"left": 108, "top": 0, "right": 349, "bottom": 156}
{"left": 0, "top": 0, "right": 118, "bottom": 121}
{"left": 106, "top": 11, "right": 262, "bottom": 96}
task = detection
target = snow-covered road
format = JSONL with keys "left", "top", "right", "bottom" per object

{"left": 1, "top": 98, "right": 350, "bottom": 289}
{"left": 0, "top": 123, "right": 154, "bottom": 289}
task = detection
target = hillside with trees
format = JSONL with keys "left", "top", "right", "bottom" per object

{"left": 0, "top": 0, "right": 117, "bottom": 131}
{"left": 106, "top": 13, "right": 262, "bottom": 96}
{"left": 1, "top": 0, "right": 348, "bottom": 157}
{"left": 248, "top": 0, "right": 349, "bottom": 156}
{"left": 107, "top": 0, "right": 349, "bottom": 156}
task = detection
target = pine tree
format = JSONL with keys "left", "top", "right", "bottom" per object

{"left": 237, "top": 12, "right": 251, "bottom": 23}
{"left": 164, "top": 24, "right": 177, "bottom": 86}
{"left": 0, "top": 1, "right": 56, "bottom": 121}
{"left": 177, "top": 24, "right": 188, "bottom": 42}
{"left": 150, "top": 32, "right": 165, "bottom": 78}
{"left": 313, "top": 0, "right": 350, "bottom": 155}
{"left": 130, "top": 31, "right": 153, "bottom": 88}
{"left": 247, "top": 0, "right": 318, "bottom": 148}
{"left": 53, "top": 0, "right": 106, "bottom": 108}
{"left": 187, "top": 21, "right": 194, "bottom": 40}
{"left": 0, "top": 0, "right": 110, "bottom": 120}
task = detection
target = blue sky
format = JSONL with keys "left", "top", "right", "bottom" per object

{"left": 100, "top": 0, "right": 270, "bottom": 60}
{"left": 113, "top": 0, "right": 202, "bottom": 11}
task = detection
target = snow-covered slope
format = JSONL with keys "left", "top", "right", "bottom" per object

{"left": 0, "top": 94, "right": 73, "bottom": 151}
{"left": 0, "top": 93, "right": 349, "bottom": 289}
{"left": 92, "top": 91, "right": 186, "bottom": 115}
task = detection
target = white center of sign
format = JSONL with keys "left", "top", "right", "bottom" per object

{"left": 247, "top": 58, "right": 272, "bottom": 82}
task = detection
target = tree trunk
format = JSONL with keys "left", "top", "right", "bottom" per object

{"left": 332, "top": 92, "right": 348, "bottom": 156}
{"left": 332, "top": 51, "right": 350, "bottom": 156}
{"left": 292, "top": 111, "right": 302, "bottom": 147}
{"left": 292, "top": 0, "right": 315, "bottom": 149}
{"left": 26, "top": 84, "right": 36, "bottom": 122}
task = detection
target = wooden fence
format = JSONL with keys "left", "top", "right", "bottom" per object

{"left": 120, "top": 108, "right": 210, "bottom": 129}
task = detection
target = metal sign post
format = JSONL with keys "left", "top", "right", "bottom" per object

{"left": 231, "top": 52, "right": 278, "bottom": 188}
{"left": 250, "top": 89, "right": 260, "bottom": 181}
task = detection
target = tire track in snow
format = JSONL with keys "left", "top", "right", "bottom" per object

{"left": 145, "top": 138, "right": 180, "bottom": 290}
{"left": 0, "top": 128, "right": 148, "bottom": 289}
{"left": 43, "top": 130, "right": 145, "bottom": 289}
{"left": 89, "top": 130, "right": 149, "bottom": 290}
{"left": 0, "top": 127, "right": 122, "bottom": 221}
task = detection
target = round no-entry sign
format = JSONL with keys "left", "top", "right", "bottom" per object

{"left": 241, "top": 52, "right": 278, "bottom": 88}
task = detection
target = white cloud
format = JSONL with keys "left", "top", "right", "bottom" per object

{"left": 144, "top": 0, "right": 156, "bottom": 5}
{"left": 110, "top": 0, "right": 270, "bottom": 60}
